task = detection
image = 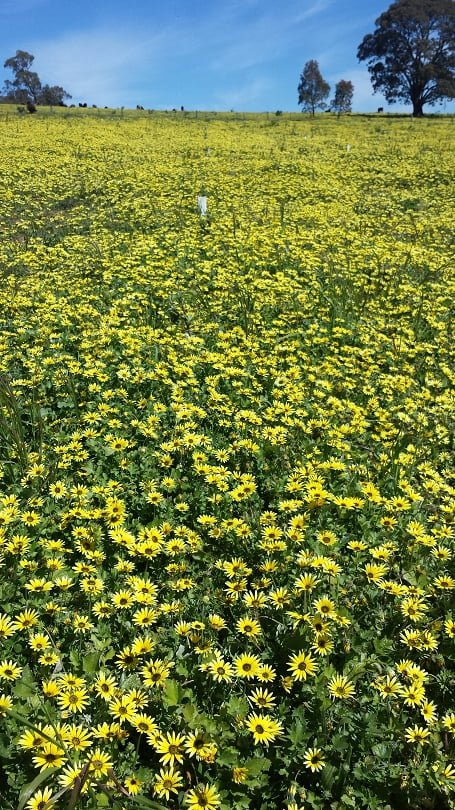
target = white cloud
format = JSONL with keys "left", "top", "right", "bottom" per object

{"left": 209, "top": 17, "right": 285, "bottom": 73}
{"left": 292, "top": 0, "right": 334, "bottom": 24}
{"left": 31, "top": 27, "right": 175, "bottom": 105}
{"left": 340, "top": 67, "right": 379, "bottom": 109}
{"left": 19, "top": 0, "right": 381, "bottom": 111}
{"left": 29, "top": 3, "right": 302, "bottom": 105}
{"left": 209, "top": 0, "right": 332, "bottom": 74}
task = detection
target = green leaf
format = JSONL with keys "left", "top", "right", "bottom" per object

{"left": 332, "top": 734, "right": 350, "bottom": 752}
{"left": 287, "top": 719, "right": 305, "bottom": 745}
{"left": 225, "top": 695, "right": 249, "bottom": 718}
{"left": 371, "top": 742, "right": 389, "bottom": 758}
{"left": 321, "top": 764, "right": 337, "bottom": 792}
{"left": 14, "top": 679, "right": 35, "bottom": 698}
{"left": 17, "top": 770, "right": 53, "bottom": 810}
{"left": 83, "top": 651, "right": 100, "bottom": 673}
{"left": 0, "top": 732, "right": 11, "bottom": 758}
{"left": 216, "top": 747, "right": 238, "bottom": 767}
{"left": 162, "top": 678, "right": 182, "bottom": 707}
{"left": 91, "top": 793, "right": 110, "bottom": 807}
{"left": 244, "top": 756, "right": 271, "bottom": 776}
{"left": 224, "top": 797, "right": 250, "bottom": 810}
{"left": 182, "top": 703, "right": 198, "bottom": 724}
{"left": 126, "top": 795, "right": 169, "bottom": 809}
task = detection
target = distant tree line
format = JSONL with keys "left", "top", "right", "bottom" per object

{"left": 298, "top": 0, "right": 455, "bottom": 116}
{"left": 1, "top": 50, "right": 71, "bottom": 108}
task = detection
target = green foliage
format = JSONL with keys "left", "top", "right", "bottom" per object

{"left": 2, "top": 49, "right": 71, "bottom": 106}
{"left": 357, "top": 0, "right": 455, "bottom": 116}
{"left": 331, "top": 80, "right": 354, "bottom": 113}
{"left": 297, "top": 60, "right": 331, "bottom": 114}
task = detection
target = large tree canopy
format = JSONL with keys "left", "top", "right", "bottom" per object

{"left": 3, "top": 50, "right": 41, "bottom": 104}
{"left": 357, "top": 0, "right": 455, "bottom": 116}
{"left": 2, "top": 50, "right": 71, "bottom": 106}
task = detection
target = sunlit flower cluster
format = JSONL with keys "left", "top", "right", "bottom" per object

{"left": 0, "top": 107, "right": 453, "bottom": 809}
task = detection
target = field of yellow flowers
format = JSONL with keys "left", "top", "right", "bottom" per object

{"left": 0, "top": 108, "right": 454, "bottom": 810}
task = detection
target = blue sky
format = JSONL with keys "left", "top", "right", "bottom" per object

{"left": 1, "top": 0, "right": 454, "bottom": 112}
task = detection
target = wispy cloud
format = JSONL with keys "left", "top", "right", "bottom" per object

{"left": 32, "top": 26, "right": 177, "bottom": 105}
{"left": 338, "top": 67, "right": 378, "bottom": 108}
{"left": 292, "top": 0, "right": 334, "bottom": 24}
{"left": 209, "top": 0, "right": 333, "bottom": 74}
{"left": 215, "top": 77, "right": 274, "bottom": 109}
{"left": 30, "top": 1, "right": 323, "bottom": 106}
{"left": 6, "top": 0, "right": 398, "bottom": 111}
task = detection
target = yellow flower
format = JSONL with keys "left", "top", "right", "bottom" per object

{"left": 13, "top": 609, "right": 39, "bottom": 630}
{"left": 32, "top": 742, "right": 65, "bottom": 771}
{"left": 154, "top": 767, "right": 183, "bottom": 800}
{"left": 94, "top": 672, "right": 117, "bottom": 700}
{"left": 405, "top": 725, "right": 431, "bottom": 745}
{"left": 313, "top": 598, "right": 337, "bottom": 618}
{"left": 328, "top": 674, "right": 356, "bottom": 700}
{"left": 208, "top": 658, "right": 233, "bottom": 683}
{"left": 249, "top": 687, "right": 276, "bottom": 710}
{"left": 111, "top": 590, "right": 134, "bottom": 609}
{"left": 401, "top": 597, "right": 428, "bottom": 621}
{"left": 294, "top": 574, "right": 319, "bottom": 592}
{"left": 0, "top": 660, "right": 22, "bottom": 681}
{"left": 185, "top": 784, "right": 221, "bottom": 809}
{"left": 154, "top": 731, "right": 186, "bottom": 765}
{"left": 141, "top": 658, "right": 172, "bottom": 687}
{"left": 373, "top": 675, "right": 401, "bottom": 699}
{"left": 133, "top": 713, "right": 159, "bottom": 736}
{"left": 56, "top": 688, "right": 89, "bottom": 714}
{"left": 108, "top": 694, "right": 137, "bottom": 723}
{"left": 421, "top": 701, "right": 438, "bottom": 725}
{"left": 311, "top": 634, "right": 334, "bottom": 656}
{"left": 287, "top": 651, "right": 318, "bottom": 681}
{"left": 433, "top": 574, "right": 455, "bottom": 589}
{"left": 303, "top": 747, "right": 326, "bottom": 771}
{"left": 400, "top": 683, "right": 426, "bottom": 707}
{"left": 29, "top": 633, "right": 50, "bottom": 652}
{"left": 245, "top": 712, "right": 283, "bottom": 745}
{"left": 0, "top": 693, "right": 13, "bottom": 716}
{"left": 124, "top": 775, "right": 143, "bottom": 795}
{"left": 185, "top": 730, "right": 214, "bottom": 759}
{"left": 18, "top": 728, "right": 47, "bottom": 750}
{"left": 234, "top": 653, "right": 262, "bottom": 679}
{"left": 258, "top": 665, "right": 276, "bottom": 682}
{"left": 232, "top": 766, "right": 248, "bottom": 783}
{"left": 88, "top": 748, "right": 113, "bottom": 778}
{"left": 365, "top": 563, "right": 388, "bottom": 583}
{"left": 62, "top": 724, "right": 93, "bottom": 751}
{"left": 26, "top": 787, "right": 54, "bottom": 810}
{"left": 237, "top": 616, "right": 262, "bottom": 637}
{"left": 41, "top": 680, "right": 60, "bottom": 698}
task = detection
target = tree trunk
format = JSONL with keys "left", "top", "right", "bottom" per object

{"left": 412, "top": 98, "right": 424, "bottom": 117}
